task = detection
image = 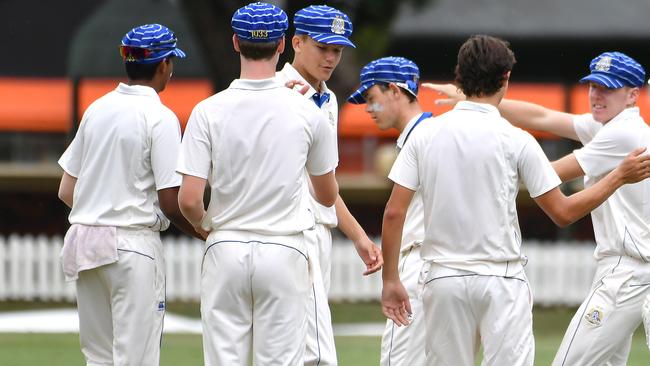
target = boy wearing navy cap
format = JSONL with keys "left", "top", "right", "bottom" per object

{"left": 348, "top": 56, "right": 429, "bottom": 366}
{"left": 427, "top": 51, "right": 650, "bottom": 365}
{"left": 177, "top": 3, "right": 339, "bottom": 365}
{"left": 58, "top": 23, "right": 201, "bottom": 365}
{"left": 277, "top": 6, "right": 383, "bottom": 365}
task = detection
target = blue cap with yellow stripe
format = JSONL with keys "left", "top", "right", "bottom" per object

{"left": 231, "top": 2, "right": 289, "bottom": 43}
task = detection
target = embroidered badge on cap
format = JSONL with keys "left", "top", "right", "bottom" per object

{"left": 331, "top": 16, "right": 345, "bottom": 35}
{"left": 595, "top": 56, "right": 612, "bottom": 72}
{"left": 158, "top": 301, "right": 166, "bottom": 311}
{"left": 585, "top": 306, "right": 604, "bottom": 326}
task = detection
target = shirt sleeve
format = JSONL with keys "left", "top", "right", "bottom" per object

{"left": 573, "top": 113, "right": 602, "bottom": 145}
{"left": 151, "top": 110, "right": 183, "bottom": 190}
{"left": 306, "top": 111, "right": 338, "bottom": 176}
{"left": 388, "top": 135, "right": 419, "bottom": 191}
{"left": 518, "top": 133, "right": 561, "bottom": 198}
{"left": 574, "top": 123, "right": 637, "bottom": 178}
{"left": 58, "top": 112, "right": 89, "bottom": 178}
{"left": 177, "top": 104, "right": 212, "bottom": 179}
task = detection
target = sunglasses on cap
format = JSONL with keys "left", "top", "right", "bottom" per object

{"left": 119, "top": 37, "right": 177, "bottom": 62}
{"left": 119, "top": 46, "right": 161, "bottom": 61}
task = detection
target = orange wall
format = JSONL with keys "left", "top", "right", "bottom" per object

{"left": 5, "top": 78, "right": 650, "bottom": 135}
{"left": 0, "top": 78, "right": 213, "bottom": 133}
{"left": 0, "top": 78, "right": 72, "bottom": 133}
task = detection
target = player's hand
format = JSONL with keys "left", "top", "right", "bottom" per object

{"left": 615, "top": 147, "right": 650, "bottom": 184}
{"left": 421, "top": 83, "right": 465, "bottom": 106}
{"left": 381, "top": 279, "right": 411, "bottom": 326}
{"left": 285, "top": 80, "right": 310, "bottom": 95}
{"left": 353, "top": 237, "right": 383, "bottom": 275}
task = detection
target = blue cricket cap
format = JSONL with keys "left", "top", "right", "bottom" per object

{"left": 579, "top": 52, "right": 645, "bottom": 89}
{"left": 294, "top": 5, "right": 355, "bottom": 48}
{"left": 231, "top": 2, "right": 288, "bottom": 43}
{"left": 120, "top": 24, "right": 186, "bottom": 64}
{"left": 348, "top": 57, "right": 420, "bottom": 104}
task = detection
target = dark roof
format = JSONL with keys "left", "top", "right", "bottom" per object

{"left": 387, "top": 0, "right": 650, "bottom": 82}
{"left": 392, "top": 0, "right": 650, "bottom": 39}
{"left": 67, "top": 0, "right": 208, "bottom": 78}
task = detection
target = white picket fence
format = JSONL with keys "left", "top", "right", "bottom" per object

{"left": 0, "top": 235, "right": 597, "bottom": 306}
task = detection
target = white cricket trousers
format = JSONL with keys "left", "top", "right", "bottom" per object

{"left": 422, "top": 264, "right": 534, "bottom": 366}
{"left": 380, "top": 245, "right": 426, "bottom": 366}
{"left": 201, "top": 230, "right": 311, "bottom": 366}
{"left": 304, "top": 223, "right": 338, "bottom": 366}
{"left": 552, "top": 255, "right": 650, "bottom": 366}
{"left": 644, "top": 293, "right": 650, "bottom": 351}
{"left": 76, "top": 228, "right": 165, "bottom": 366}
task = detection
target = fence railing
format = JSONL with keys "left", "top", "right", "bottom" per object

{"left": 0, "top": 235, "right": 597, "bottom": 306}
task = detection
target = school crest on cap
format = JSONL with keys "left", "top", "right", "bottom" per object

{"left": 584, "top": 307, "right": 604, "bottom": 326}
{"left": 331, "top": 16, "right": 345, "bottom": 35}
{"left": 594, "top": 56, "right": 612, "bottom": 72}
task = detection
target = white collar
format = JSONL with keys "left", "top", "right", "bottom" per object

{"left": 604, "top": 107, "right": 641, "bottom": 126}
{"left": 280, "top": 63, "right": 331, "bottom": 98}
{"left": 454, "top": 100, "right": 501, "bottom": 116}
{"left": 396, "top": 112, "right": 427, "bottom": 150}
{"left": 116, "top": 83, "right": 160, "bottom": 101}
{"left": 229, "top": 77, "right": 282, "bottom": 91}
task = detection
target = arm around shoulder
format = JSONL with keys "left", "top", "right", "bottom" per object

{"left": 499, "top": 99, "right": 579, "bottom": 140}
{"left": 534, "top": 147, "right": 650, "bottom": 226}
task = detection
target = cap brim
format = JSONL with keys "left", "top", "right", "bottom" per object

{"left": 347, "top": 83, "right": 373, "bottom": 104}
{"left": 310, "top": 33, "right": 355, "bottom": 48}
{"left": 579, "top": 73, "right": 624, "bottom": 89}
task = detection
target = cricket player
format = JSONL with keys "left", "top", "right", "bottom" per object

{"left": 276, "top": 5, "right": 383, "bottom": 365}
{"left": 347, "top": 56, "right": 428, "bottom": 366}
{"left": 57, "top": 24, "right": 201, "bottom": 365}
{"left": 177, "top": 3, "right": 338, "bottom": 365}
{"left": 381, "top": 35, "right": 650, "bottom": 366}
{"left": 428, "top": 51, "right": 650, "bottom": 365}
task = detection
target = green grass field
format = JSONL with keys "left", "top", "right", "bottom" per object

{"left": 0, "top": 302, "right": 648, "bottom": 365}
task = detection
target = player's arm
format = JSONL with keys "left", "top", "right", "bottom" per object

{"left": 551, "top": 153, "right": 585, "bottom": 182}
{"left": 57, "top": 172, "right": 77, "bottom": 209}
{"left": 309, "top": 171, "right": 338, "bottom": 207}
{"left": 177, "top": 174, "right": 209, "bottom": 239}
{"left": 534, "top": 147, "right": 650, "bottom": 227}
{"left": 381, "top": 183, "right": 414, "bottom": 326}
{"left": 422, "top": 83, "right": 579, "bottom": 140}
{"left": 159, "top": 185, "right": 207, "bottom": 240}
{"left": 335, "top": 196, "right": 383, "bottom": 275}
{"left": 499, "top": 99, "right": 578, "bottom": 140}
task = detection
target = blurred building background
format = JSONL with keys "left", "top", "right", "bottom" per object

{"left": 2, "top": 0, "right": 650, "bottom": 242}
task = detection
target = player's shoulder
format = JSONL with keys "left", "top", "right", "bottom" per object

{"left": 189, "top": 89, "right": 233, "bottom": 118}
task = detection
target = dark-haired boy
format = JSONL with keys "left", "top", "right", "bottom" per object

{"left": 428, "top": 51, "right": 650, "bottom": 365}
{"left": 57, "top": 23, "right": 201, "bottom": 365}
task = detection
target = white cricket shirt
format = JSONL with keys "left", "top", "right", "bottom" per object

{"left": 276, "top": 63, "right": 339, "bottom": 227}
{"left": 177, "top": 77, "right": 337, "bottom": 235}
{"left": 58, "top": 83, "right": 182, "bottom": 230}
{"left": 573, "top": 107, "right": 650, "bottom": 261}
{"left": 389, "top": 101, "right": 561, "bottom": 276}
{"left": 395, "top": 112, "right": 432, "bottom": 252}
